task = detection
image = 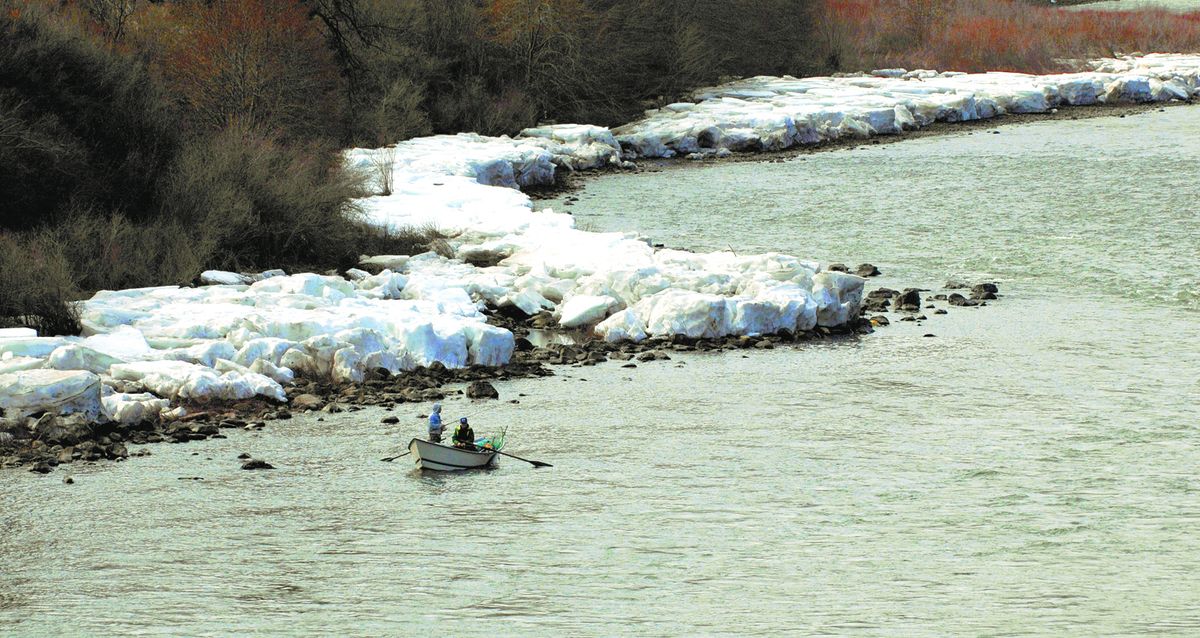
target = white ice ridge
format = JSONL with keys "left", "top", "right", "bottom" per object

{"left": 613, "top": 54, "right": 1200, "bottom": 158}
{"left": 0, "top": 273, "right": 515, "bottom": 421}
{"left": 344, "top": 124, "right": 625, "bottom": 191}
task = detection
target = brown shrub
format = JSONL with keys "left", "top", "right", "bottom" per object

{"left": 817, "top": 0, "right": 1200, "bottom": 73}
{"left": 159, "top": 124, "right": 371, "bottom": 272}
{"left": 0, "top": 231, "right": 81, "bottom": 336}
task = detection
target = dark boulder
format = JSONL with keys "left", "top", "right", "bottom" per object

{"left": 828, "top": 263, "right": 849, "bottom": 272}
{"left": 971, "top": 283, "right": 999, "bottom": 300}
{"left": 190, "top": 424, "right": 219, "bottom": 436}
{"left": 855, "top": 263, "right": 881, "bottom": 277}
{"left": 29, "top": 462, "right": 52, "bottom": 474}
{"left": 894, "top": 289, "right": 922, "bottom": 312}
{"left": 241, "top": 459, "right": 275, "bottom": 470}
{"left": 466, "top": 380, "right": 499, "bottom": 400}
{"left": 495, "top": 303, "right": 532, "bottom": 321}
{"left": 381, "top": 416, "right": 400, "bottom": 424}
{"left": 862, "top": 297, "right": 890, "bottom": 313}
{"left": 37, "top": 416, "right": 91, "bottom": 448}
{"left": 364, "top": 367, "right": 391, "bottom": 382}
{"left": 514, "top": 337, "right": 535, "bottom": 352}
{"left": 637, "top": 350, "right": 671, "bottom": 362}
{"left": 948, "top": 293, "right": 979, "bottom": 307}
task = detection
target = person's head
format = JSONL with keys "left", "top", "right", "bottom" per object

{"left": 432, "top": 403, "right": 442, "bottom": 413}
{"left": 459, "top": 417, "right": 468, "bottom": 425}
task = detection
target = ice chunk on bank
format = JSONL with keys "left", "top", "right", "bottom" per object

{"left": 199, "top": 270, "right": 249, "bottom": 286}
{"left": 557, "top": 295, "right": 619, "bottom": 328}
{"left": 47, "top": 345, "right": 125, "bottom": 375}
{"left": 0, "top": 369, "right": 102, "bottom": 420}
{"left": 102, "top": 391, "right": 171, "bottom": 424}
{"left": 110, "top": 361, "right": 285, "bottom": 403}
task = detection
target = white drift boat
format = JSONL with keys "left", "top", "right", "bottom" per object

{"left": 408, "top": 437, "right": 497, "bottom": 472}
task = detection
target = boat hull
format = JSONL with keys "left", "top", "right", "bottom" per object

{"left": 408, "top": 437, "right": 497, "bottom": 471}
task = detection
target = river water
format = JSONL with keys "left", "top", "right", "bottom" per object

{"left": 3, "top": 108, "right": 1199, "bottom": 636}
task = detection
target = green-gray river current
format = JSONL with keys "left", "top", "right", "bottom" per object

{"left": 2, "top": 107, "right": 1199, "bottom": 636}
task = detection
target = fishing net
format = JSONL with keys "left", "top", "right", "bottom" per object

{"left": 474, "top": 426, "right": 507, "bottom": 451}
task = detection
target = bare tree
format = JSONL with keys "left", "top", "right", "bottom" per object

{"left": 81, "top": 0, "right": 138, "bottom": 43}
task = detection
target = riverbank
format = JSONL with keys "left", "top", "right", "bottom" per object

{"left": 535, "top": 101, "right": 1193, "bottom": 200}
{"left": 9, "top": 54, "right": 1197, "bottom": 473}
{"left": 0, "top": 273, "right": 1005, "bottom": 472}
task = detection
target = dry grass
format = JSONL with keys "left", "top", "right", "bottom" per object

{"left": 369, "top": 146, "right": 397, "bottom": 196}
{"left": 819, "top": 0, "right": 1200, "bottom": 73}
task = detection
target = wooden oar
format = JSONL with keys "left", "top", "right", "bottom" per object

{"left": 473, "top": 444, "right": 552, "bottom": 468}
{"left": 381, "top": 451, "right": 411, "bottom": 462}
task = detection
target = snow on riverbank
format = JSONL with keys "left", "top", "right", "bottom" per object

{"left": 6, "top": 54, "right": 1198, "bottom": 422}
{"left": 614, "top": 54, "right": 1200, "bottom": 158}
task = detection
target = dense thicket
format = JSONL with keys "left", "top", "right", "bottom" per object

{"left": 308, "top": 0, "right": 818, "bottom": 145}
{"left": 818, "top": 0, "right": 1200, "bottom": 73}
{"left": 0, "top": 1, "right": 379, "bottom": 333}
{"left": 1, "top": 0, "right": 822, "bottom": 334}
{"left": 5, "top": 0, "right": 1195, "bottom": 334}
{"left": 0, "top": 4, "right": 177, "bottom": 230}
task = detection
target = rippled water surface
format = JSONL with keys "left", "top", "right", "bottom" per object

{"left": 3, "top": 108, "right": 1199, "bottom": 636}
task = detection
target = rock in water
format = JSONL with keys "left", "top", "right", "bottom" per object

{"left": 948, "top": 293, "right": 979, "bottom": 307}
{"left": 855, "top": 263, "right": 881, "bottom": 277}
{"left": 971, "top": 283, "right": 999, "bottom": 300}
{"left": 241, "top": 459, "right": 275, "bottom": 470}
{"left": 894, "top": 289, "right": 922, "bottom": 312}
{"left": 862, "top": 297, "right": 890, "bottom": 313}
{"left": 381, "top": 416, "right": 399, "bottom": 424}
{"left": 466, "top": 381, "right": 500, "bottom": 400}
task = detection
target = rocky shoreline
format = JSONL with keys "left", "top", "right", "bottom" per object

{"left": 0, "top": 273, "right": 1001, "bottom": 474}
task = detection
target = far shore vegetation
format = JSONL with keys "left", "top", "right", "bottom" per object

{"left": 3, "top": 0, "right": 1199, "bottom": 335}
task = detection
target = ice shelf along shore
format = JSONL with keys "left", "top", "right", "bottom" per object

{"left": 4, "top": 54, "right": 1199, "bottom": 422}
